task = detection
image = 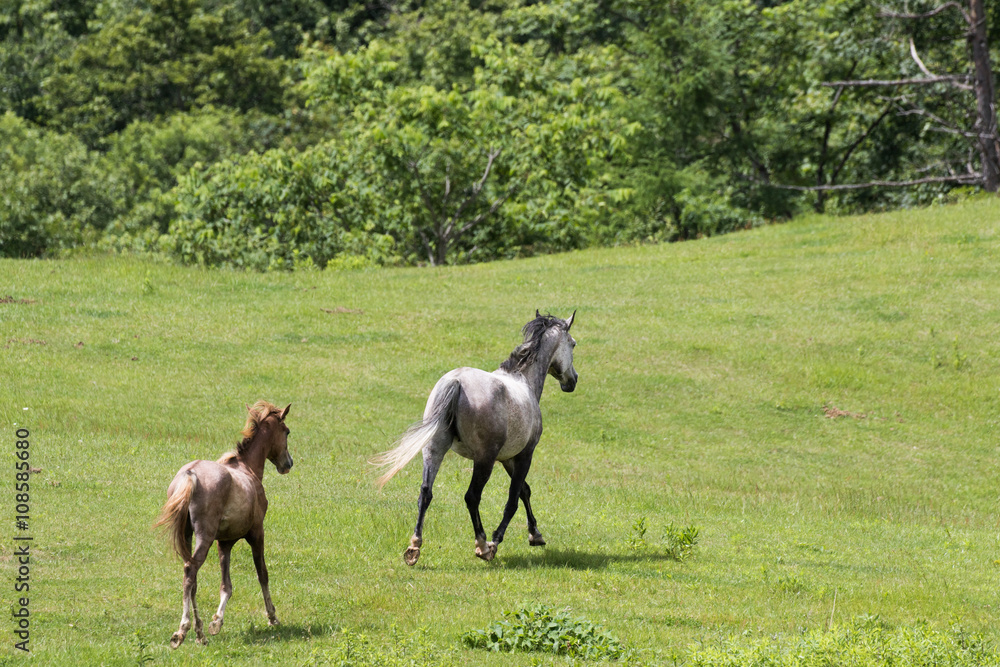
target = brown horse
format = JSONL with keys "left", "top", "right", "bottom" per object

{"left": 156, "top": 401, "right": 293, "bottom": 649}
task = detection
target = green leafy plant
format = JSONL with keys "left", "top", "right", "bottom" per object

{"left": 627, "top": 516, "right": 648, "bottom": 552}
{"left": 663, "top": 523, "right": 700, "bottom": 561}
{"left": 776, "top": 574, "right": 807, "bottom": 595}
{"left": 133, "top": 632, "right": 154, "bottom": 666}
{"left": 952, "top": 336, "right": 967, "bottom": 370}
{"left": 462, "top": 604, "right": 628, "bottom": 660}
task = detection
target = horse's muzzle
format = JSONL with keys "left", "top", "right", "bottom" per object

{"left": 560, "top": 374, "right": 578, "bottom": 392}
{"left": 277, "top": 455, "right": 293, "bottom": 474}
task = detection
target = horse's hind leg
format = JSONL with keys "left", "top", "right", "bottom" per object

{"left": 171, "top": 534, "right": 212, "bottom": 648}
{"left": 208, "top": 540, "right": 237, "bottom": 635}
{"left": 405, "top": 437, "right": 449, "bottom": 566}
{"left": 465, "top": 459, "right": 497, "bottom": 561}
{"left": 523, "top": 483, "right": 546, "bottom": 546}
{"left": 501, "top": 459, "right": 545, "bottom": 546}
{"left": 171, "top": 564, "right": 195, "bottom": 649}
{"left": 491, "top": 449, "right": 534, "bottom": 550}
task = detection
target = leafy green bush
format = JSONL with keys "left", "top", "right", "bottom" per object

{"left": 688, "top": 617, "right": 996, "bottom": 667}
{"left": 462, "top": 604, "right": 628, "bottom": 660}
{"left": 0, "top": 112, "right": 112, "bottom": 257}
{"left": 98, "top": 108, "right": 295, "bottom": 252}
{"left": 675, "top": 188, "right": 763, "bottom": 240}
{"left": 167, "top": 143, "right": 401, "bottom": 271}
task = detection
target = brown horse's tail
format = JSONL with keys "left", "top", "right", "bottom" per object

{"left": 154, "top": 471, "right": 196, "bottom": 561}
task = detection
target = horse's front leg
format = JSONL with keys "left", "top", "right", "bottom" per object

{"left": 208, "top": 540, "right": 237, "bottom": 635}
{"left": 247, "top": 529, "right": 278, "bottom": 626}
{"left": 492, "top": 448, "right": 535, "bottom": 549}
{"left": 502, "top": 457, "right": 545, "bottom": 546}
{"left": 465, "top": 460, "right": 496, "bottom": 561}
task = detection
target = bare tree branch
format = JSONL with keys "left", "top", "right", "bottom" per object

{"left": 830, "top": 103, "right": 896, "bottom": 184}
{"left": 823, "top": 76, "right": 971, "bottom": 89}
{"left": 897, "top": 107, "right": 989, "bottom": 138}
{"left": 763, "top": 174, "right": 980, "bottom": 192}
{"left": 443, "top": 147, "right": 502, "bottom": 240}
{"left": 907, "top": 37, "right": 974, "bottom": 90}
{"left": 815, "top": 73, "right": 854, "bottom": 199}
{"left": 877, "top": 2, "right": 969, "bottom": 23}
{"left": 909, "top": 38, "right": 934, "bottom": 78}
{"left": 458, "top": 183, "right": 520, "bottom": 236}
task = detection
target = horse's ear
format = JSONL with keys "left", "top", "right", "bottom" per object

{"left": 566, "top": 310, "right": 576, "bottom": 331}
{"left": 535, "top": 309, "right": 541, "bottom": 318}
{"left": 279, "top": 404, "right": 291, "bottom": 421}
{"left": 245, "top": 403, "right": 252, "bottom": 413}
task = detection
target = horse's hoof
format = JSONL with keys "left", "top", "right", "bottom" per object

{"left": 268, "top": 617, "right": 280, "bottom": 627}
{"left": 170, "top": 632, "right": 186, "bottom": 649}
{"left": 529, "top": 533, "right": 546, "bottom": 547}
{"left": 196, "top": 635, "right": 208, "bottom": 646}
{"left": 404, "top": 546, "right": 421, "bottom": 566}
{"left": 208, "top": 617, "right": 223, "bottom": 635}
{"left": 476, "top": 541, "right": 497, "bottom": 561}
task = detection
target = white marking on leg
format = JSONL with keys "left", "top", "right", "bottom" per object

{"left": 475, "top": 537, "right": 497, "bottom": 561}
{"left": 209, "top": 588, "right": 230, "bottom": 635}
{"left": 262, "top": 585, "right": 278, "bottom": 625}
{"left": 171, "top": 589, "right": 192, "bottom": 648}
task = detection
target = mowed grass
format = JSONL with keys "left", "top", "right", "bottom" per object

{"left": 1, "top": 196, "right": 999, "bottom": 665}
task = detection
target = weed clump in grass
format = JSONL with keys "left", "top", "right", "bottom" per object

{"left": 664, "top": 523, "right": 699, "bottom": 561}
{"left": 687, "top": 616, "right": 996, "bottom": 666}
{"left": 462, "top": 604, "right": 629, "bottom": 660}
{"left": 628, "top": 518, "right": 700, "bottom": 561}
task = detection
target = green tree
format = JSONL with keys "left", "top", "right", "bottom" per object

{"left": 0, "top": 0, "right": 89, "bottom": 120}
{"left": 302, "top": 36, "right": 636, "bottom": 265}
{"left": 36, "top": 0, "right": 286, "bottom": 145}
{"left": 0, "top": 113, "right": 112, "bottom": 257}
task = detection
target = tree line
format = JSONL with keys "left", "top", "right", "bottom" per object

{"left": 1, "top": 0, "right": 996, "bottom": 268}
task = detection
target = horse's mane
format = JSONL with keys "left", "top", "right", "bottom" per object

{"left": 229, "top": 400, "right": 281, "bottom": 459}
{"left": 498, "top": 314, "right": 566, "bottom": 374}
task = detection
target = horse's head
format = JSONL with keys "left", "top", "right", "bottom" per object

{"left": 547, "top": 310, "right": 578, "bottom": 392}
{"left": 262, "top": 404, "right": 293, "bottom": 474}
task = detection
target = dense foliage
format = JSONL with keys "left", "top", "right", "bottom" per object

{"left": 2, "top": 0, "right": 997, "bottom": 266}
{"left": 462, "top": 605, "right": 629, "bottom": 659}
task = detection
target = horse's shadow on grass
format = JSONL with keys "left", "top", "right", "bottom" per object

{"left": 240, "top": 622, "right": 338, "bottom": 645}
{"left": 499, "top": 547, "right": 683, "bottom": 571}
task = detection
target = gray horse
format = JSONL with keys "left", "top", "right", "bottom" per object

{"left": 375, "top": 311, "right": 578, "bottom": 565}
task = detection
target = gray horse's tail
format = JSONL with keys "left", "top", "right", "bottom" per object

{"left": 155, "top": 470, "right": 196, "bottom": 561}
{"left": 373, "top": 378, "right": 461, "bottom": 489}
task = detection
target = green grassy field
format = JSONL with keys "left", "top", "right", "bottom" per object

{"left": 1, "top": 197, "right": 999, "bottom": 665}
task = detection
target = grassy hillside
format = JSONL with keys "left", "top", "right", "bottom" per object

{"left": 1, "top": 197, "right": 999, "bottom": 665}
